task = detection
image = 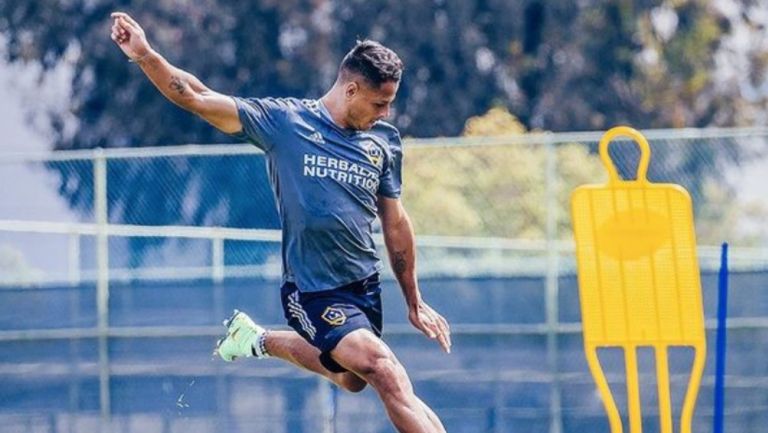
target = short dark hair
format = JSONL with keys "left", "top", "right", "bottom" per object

{"left": 339, "top": 40, "right": 403, "bottom": 87}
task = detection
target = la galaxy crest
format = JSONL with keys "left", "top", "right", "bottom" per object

{"left": 362, "top": 140, "right": 384, "bottom": 170}
{"left": 321, "top": 306, "right": 347, "bottom": 326}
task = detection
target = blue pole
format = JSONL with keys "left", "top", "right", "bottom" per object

{"left": 713, "top": 242, "right": 729, "bottom": 433}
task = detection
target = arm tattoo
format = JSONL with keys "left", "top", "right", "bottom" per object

{"left": 169, "top": 76, "right": 186, "bottom": 95}
{"left": 393, "top": 250, "right": 407, "bottom": 275}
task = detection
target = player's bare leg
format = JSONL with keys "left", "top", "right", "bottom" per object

{"left": 332, "top": 329, "right": 446, "bottom": 433}
{"left": 215, "top": 311, "right": 442, "bottom": 431}
{"left": 214, "top": 310, "right": 366, "bottom": 392}
{"left": 265, "top": 330, "right": 367, "bottom": 392}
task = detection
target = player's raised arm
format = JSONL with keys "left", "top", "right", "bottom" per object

{"left": 109, "top": 12, "right": 241, "bottom": 134}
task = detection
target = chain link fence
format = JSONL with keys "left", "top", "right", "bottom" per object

{"left": 3, "top": 128, "right": 768, "bottom": 285}
{"left": 2, "top": 128, "right": 768, "bottom": 433}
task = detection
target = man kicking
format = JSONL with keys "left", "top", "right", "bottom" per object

{"left": 110, "top": 11, "right": 451, "bottom": 433}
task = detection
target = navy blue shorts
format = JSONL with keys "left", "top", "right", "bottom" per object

{"left": 280, "top": 273, "right": 383, "bottom": 373}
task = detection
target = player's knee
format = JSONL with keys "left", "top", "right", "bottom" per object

{"left": 361, "top": 354, "right": 408, "bottom": 397}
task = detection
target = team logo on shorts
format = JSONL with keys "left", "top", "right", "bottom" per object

{"left": 321, "top": 306, "right": 347, "bottom": 326}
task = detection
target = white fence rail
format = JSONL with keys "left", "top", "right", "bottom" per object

{"left": 3, "top": 127, "right": 768, "bottom": 433}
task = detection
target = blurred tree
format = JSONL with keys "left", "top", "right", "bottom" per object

{"left": 402, "top": 106, "right": 604, "bottom": 238}
{"left": 5, "top": 1, "right": 767, "bottom": 142}
{"left": 2, "top": 0, "right": 768, "bottom": 262}
{"left": 1, "top": 0, "right": 337, "bottom": 264}
{"left": 695, "top": 178, "right": 768, "bottom": 246}
{"left": 0, "top": 1, "right": 336, "bottom": 229}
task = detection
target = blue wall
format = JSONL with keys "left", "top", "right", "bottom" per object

{"left": 1, "top": 271, "right": 767, "bottom": 432}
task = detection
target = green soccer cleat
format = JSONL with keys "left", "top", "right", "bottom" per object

{"left": 214, "top": 309, "right": 270, "bottom": 361}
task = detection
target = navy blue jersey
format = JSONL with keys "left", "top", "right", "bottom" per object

{"left": 231, "top": 97, "right": 403, "bottom": 292}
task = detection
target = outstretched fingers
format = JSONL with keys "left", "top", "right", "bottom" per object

{"left": 429, "top": 310, "right": 451, "bottom": 353}
{"left": 435, "top": 314, "right": 451, "bottom": 353}
{"left": 417, "top": 314, "right": 438, "bottom": 339}
{"left": 412, "top": 303, "right": 452, "bottom": 353}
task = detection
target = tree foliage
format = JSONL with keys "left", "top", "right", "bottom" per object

{"left": 5, "top": 1, "right": 768, "bottom": 143}
{"left": 2, "top": 0, "right": 767, "bottom": 244}
{"left": 402, "top": 106, "right": 604, "bottom": 238}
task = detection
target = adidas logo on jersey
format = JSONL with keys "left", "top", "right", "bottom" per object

{"left": 309, "top": 131, "right": 325, "bottom": 145}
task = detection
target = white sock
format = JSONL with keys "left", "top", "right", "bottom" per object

{"left": 251, "top": 329, "right": 271, "bottom": 358}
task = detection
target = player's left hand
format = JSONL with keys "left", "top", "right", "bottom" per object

{"left": 409, "top": 300, "right": 451, "bottom": 353}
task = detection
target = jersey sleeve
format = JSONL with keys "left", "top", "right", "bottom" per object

{"left": 229, "top": 97, "right": 286, "bottom": 152}
{"left": 377, "top": 129, "right": 403, "bottom": 199}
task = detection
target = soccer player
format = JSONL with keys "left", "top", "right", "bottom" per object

{"left": 110, "top": 12, "right": 451, "bottom": 433}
